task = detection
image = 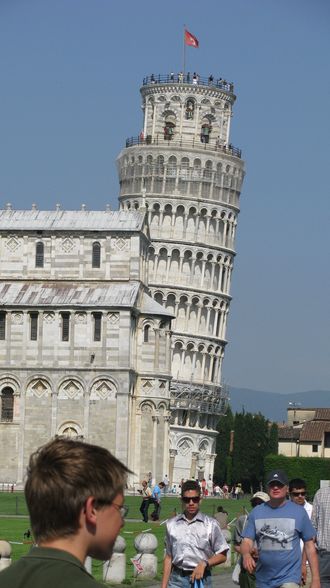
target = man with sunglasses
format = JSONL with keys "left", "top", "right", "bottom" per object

{"left": 0, "top": 437, "right": 130, "bottom": 588}
{"left": 161, "top": 479, "right": 229, "bottom": 587}
{"left": 289, "top": 479, "right": 313, "bottom": 587}
{"left": 241, "top": 469, "right": 320, "bottom": 588}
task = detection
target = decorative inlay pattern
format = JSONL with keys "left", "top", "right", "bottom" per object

{"left": 113, "top": 237, "right": 128, "bottom": 251}
{"left": 61, "top": 237, "right": 75, "bottom": 253}
{"left": 141, "top": 402, "right": 153, "bottom": 414}
{"left": 43, "top": 312, "right": 55, "bottom": 323}
{"left": 90, "top": 380, "right": 116, "bottom": 401}
{"left": 107, "top": 312, "right": 119, "bottom": 324}
{"left": 5, "top": 237, "right": 20, "bottom": 252}
{"left": 29, "top": 379, "right": 49, "bottom": 398}
{"left": 59, "top": 379, "right": 83, "bottom": 399}
{"left": 75, "top": 312, "right": 87, "bottom": 324}
{"left": 198, "top": 440, "right": 209, "bottom": 457}
{"left": 11, "top": 312, "right": 23, "bottom": 324}
{"left": 178, "top": 438, "right": 193, "bottom": 456}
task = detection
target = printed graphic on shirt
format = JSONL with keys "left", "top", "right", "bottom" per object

{"left": 255, "top": 518, "right": 295, "bottom": 551}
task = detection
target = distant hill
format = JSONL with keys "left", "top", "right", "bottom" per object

{"left": 228, "top": 387, "right": 330, "bottom": 423}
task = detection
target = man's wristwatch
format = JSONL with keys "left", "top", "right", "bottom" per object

{"left": 202, "top": 560, "right": 210, "bottom": 570}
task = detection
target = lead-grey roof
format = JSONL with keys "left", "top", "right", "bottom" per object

{"left": 0, "top": 282, "right": 171, "bottom": 318}
{"left": 0, "top": 282, "right": 140, "bottom": 308}
{"left": 0, "top": 210, "right": 145, "bottom": 232}
{"left": 141, "top": 292, "right": 174, "bottom": 318}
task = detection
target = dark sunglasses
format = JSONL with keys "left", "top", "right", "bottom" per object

{"left": 291, "top": 491, "right": 306, "bottom": 497}
{"left": 182, "top": 496, "right": 200, "bottom": 504}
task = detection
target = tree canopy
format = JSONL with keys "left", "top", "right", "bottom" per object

{"left": 214, "top": 408, "right": 278, "bottom": 492}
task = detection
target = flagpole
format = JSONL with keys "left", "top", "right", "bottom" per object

{"left": 183, "top": 25, "right": 186, "bottom": 75}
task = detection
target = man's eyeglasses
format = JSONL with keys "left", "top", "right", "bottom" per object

{"left": 112, "top": 503, "right": 129, "bottom": 518}
{"left": 291, "top": 491, "right": 306, "bottom": 497}
{"left": 182, "top": 496, "right": 200, "bottom": 504}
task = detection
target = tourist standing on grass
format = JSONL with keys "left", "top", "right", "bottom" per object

{"left": 151, "top": 481, "right": 165, "bottom": 520}
{"left": 0, "top": 437, "right": 130, "bottom": 588}
{"left": 163, "top": 474, "right": 170, "bottom": 494}
{"left": 233, "top": 491, "right": 270, "bottom": 588}
{"left": 140, "top": 480, "right": 152, "bottom": 523}
{"left": 161, "top": 479, "right": 228, "bottom": 587}
{"left": 214, "top": 505, "right": 229, "bottom": 530}
{"left": 241, "top": 469, "right": 320, "bottom": 588}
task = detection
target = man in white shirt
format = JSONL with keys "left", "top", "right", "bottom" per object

{"left": 289, "top": 478, "right": 313, "bottom": 588}
{"left": 161, "top": 480, "right": 228, "bottom": 587}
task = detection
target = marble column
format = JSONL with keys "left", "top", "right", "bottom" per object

{"left": 169, "top": 449, "right": 178, "bottom": 486}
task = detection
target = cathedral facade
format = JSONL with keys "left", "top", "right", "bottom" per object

{"left": 0, "top": 73, "right": 244, "bottom": 487}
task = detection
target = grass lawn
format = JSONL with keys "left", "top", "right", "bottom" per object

{"left": 0, "top": 493, "right": 250, "bottom": 584}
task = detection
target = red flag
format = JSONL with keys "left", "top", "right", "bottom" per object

{"left": 185, "top": 29, "right": 199, "bottom": 48}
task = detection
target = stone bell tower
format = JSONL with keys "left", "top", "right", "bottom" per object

{"left": 117, "top": 73, "right": 245, "bottom": 484}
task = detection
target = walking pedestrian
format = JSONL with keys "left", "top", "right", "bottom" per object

{"left": 140, "top": 480, "right": 152, "bottom": 523}
{"left": 241, "top": 470, "right": 320, "bottom": 588}
{"left": 290, "top": 478, "right": 313, "bottom": 587}
{"left": 233, "top": 491, "right": 270, "bottom": 588}
{"left": 161, "top": 479, "right": 228, "bottom": 587}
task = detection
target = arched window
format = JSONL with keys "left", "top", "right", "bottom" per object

{"left": 185, "top": 99, "right": 195, "bottom": 120}
{"left": 61, "top": 312, "right": 70, "bottom": 341}
{"left": 164, "top": 121, "right": 175, "bottom": 140}
{"left": 1, "top": 387, "right": 14, "bottom": 422}
{"left": 0, "top": 312, "right": 6, "bottom": 340}
{"left": 144, "top": 325, "right": 150, "bottom": 343}
{"left": 35, "top": 241, "right": 44, "bottom": 268}
{"left": 30, "top": 312, "right": 38, "bottom": 341}
{"left": 92, "top": 242, "right": 101, "bottom": 268}
{"left": 201, "top": 124, "right": 211, "bottom": 144}
{"left": 93, "top": 312, "right": 102, "bottom": 341}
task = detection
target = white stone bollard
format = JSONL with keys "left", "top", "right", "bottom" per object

{"left": 103, "top": 535, "right": 126, "bottom": 584}
{"left": 133, "top": 533, "right": 158, "bottom": 579}
{"left": 223, "top": 529, "right": 232, "bottom": 567}
{"left": 0, "top": 540, "right": 12, "bottom": 570}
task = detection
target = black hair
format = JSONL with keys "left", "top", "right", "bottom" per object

{"left": 181, "top": 479, "right": 201, "bottom": 497}
{"left": 289, "top": 478, "right": 307, "bottom": 492}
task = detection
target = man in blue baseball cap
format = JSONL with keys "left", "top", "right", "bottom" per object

{"left": 241, "top": 469, "right": 320, "bottom": 588}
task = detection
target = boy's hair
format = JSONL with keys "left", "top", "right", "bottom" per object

{"left": 181, "top": 479, "right": 201, "bottom": 496}
{"left": 25, "top": 436, "right": 130, "bottom": 543}
{"left": 289, "top": 478, "right": 307, "bottom": 492}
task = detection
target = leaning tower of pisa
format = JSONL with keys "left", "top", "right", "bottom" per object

{"left": 117, "top": 73, "right": 245, "bottom": 484}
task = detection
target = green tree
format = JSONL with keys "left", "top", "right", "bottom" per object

{"left": 232, "top": 412, "right": 276, "bottom": 492}
{"left": 268, "top": 422, "right": 278, "bottom": 454}
{"left": 214, "top": 406, "right": 233, "bottom": 483}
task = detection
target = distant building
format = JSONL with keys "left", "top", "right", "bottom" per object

{"left": 278, "top": 408, "right": 330, "bottom": 458}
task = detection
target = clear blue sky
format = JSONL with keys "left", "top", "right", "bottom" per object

{"left": 1, "top": 0, "right": 329, "bottom": 394}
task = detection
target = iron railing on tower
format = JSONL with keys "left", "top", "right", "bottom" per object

{"left": 125, "top": 135, "right": 242, "bottom": 159}
{"left": 170, "top": 381, "right": 228, "bottom": 416}
{"left": 142, "top": 74, "right": 234, "bottom": 95}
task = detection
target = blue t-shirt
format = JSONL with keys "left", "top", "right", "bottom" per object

{"left": 152, "top": 485, "right": 161, "bottom": 501}
{"left": 243, "top": 500, "right": 315, "bottom": 588}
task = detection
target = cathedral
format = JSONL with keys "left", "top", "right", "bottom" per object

{"left": 0, "top": 73, "right": 245, "bottom": 488}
